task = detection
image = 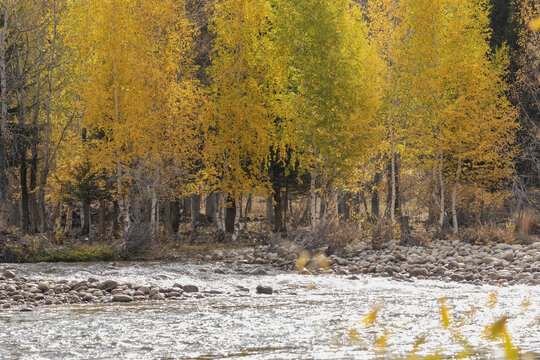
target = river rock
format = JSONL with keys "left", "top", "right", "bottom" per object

{"left": 3, "top": 270, "right": 16, "bottom": 279}
{"left": 38, "top": 282, "right": 50, "bottom": 292}
{"left": 250, "top": 268, "right": 269, "bottom": 276}
{"left": 19, "top": 307, "right": 33, "bottom": 312}
{"left": 137, "top": 286, "right": 150, "bottom": 295}
{"left": 100, "top": 280, "right": 119, "bottom": 290}
{"left": 256, "top": 285, "right": 273, "bottom": 294}
{"left": 182, "top": 285, "right": 199, "bottom": 293}
{"left": 502, "top": 251, "right": 514, "bottom": 262}
{"left": 113, "top": 294, "right": 133, "bottom": 303}
{"left": 410, "top": 268, "right": 429, "bottom": 277}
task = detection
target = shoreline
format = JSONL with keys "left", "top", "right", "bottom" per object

{"left": 1, "top": 238, "right": 539, "bottom": 311}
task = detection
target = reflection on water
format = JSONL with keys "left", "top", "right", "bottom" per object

{"left": 0, "top": 261, "right": 538, "bottom": 359}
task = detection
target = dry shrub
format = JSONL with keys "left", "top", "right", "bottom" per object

{"left": 457, "top": 185, "right": 511, "bottom": 226}
{"left": 461, "top": 225, "right": 516, "bottom": 245}
{"left": 292, "top": 213, "right": 358, "bottom": 254}
{"left": 515, "top": 210, "right": 537, "bottom": 235}
{"left": 122, "top": 223, "right": 153, "bottom": 254}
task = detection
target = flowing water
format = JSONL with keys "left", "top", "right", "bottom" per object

{"left": 0, "top": 261, "right": 539, "bottom": 359}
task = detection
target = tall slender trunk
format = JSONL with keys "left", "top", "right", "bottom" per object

{"left": 231, "top": 196, "right": 240, "bottom": 241}
{"left": 438, "top": 152, "right": 445, "bottom": 232}
{"left": 82, "top": 200, "right": 90, "bottom": 235}
{"left": 216, "top": 192, "right": 226, "bottom": 232}
{"left": 371, "top": 172, "right": 381, "bottom": 220}
{"left": 190, "top": 194, "right": 200, "bottom": 231}
{"left": 205, "top": 193, "right": 217, "bottom": 224}
{"left": 38, "top": 0, "right": 58, "bottom": 233}
{"left": 266, "top": 193, "right": 274, "bottom": 226}
{"left": 390, "top": 126, "right": 396, "bottom": 226}
{"left": 224, "top": 195, "right": 235, "bottom": 234}
{"left": 273, "top": 188, "right": 282, "bottom": 233}
{"left": 452, "top": 157, "right": 462, "bottom": 235}
{"left": 20, "top": 154, "right": 30, "bottom": 232}
{"left": 29, "top": 134, "right": 39, "bottom": 233}
{"left": 310, "top": 167, "right": 318, "bottom": 229}
{"left": 243, "top": 194, "right": 252, "bottom": 230}
{"left": 64, "top": 206, "right": 72, "bottom": 240}
{"left": 150, "top": 185, "right": 157, "bottom": 240}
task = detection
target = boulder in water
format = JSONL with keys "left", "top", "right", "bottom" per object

{"left": 256, "top": 285, "right": 273, "bottom": 295}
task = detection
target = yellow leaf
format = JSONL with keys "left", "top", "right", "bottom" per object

{"left": 529, "top": 16, "right": 540, "bottom": 30}
{"left": 295, "top": 251, "right": 310, "bottom": 273}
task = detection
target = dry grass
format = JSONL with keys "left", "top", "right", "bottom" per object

{"left": 461, "top": 225, "right": 517, "bottom": 245}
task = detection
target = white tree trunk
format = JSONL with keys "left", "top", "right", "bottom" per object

{"left": 231, "top": 197, "right": 241, "bottom": 241}
{"left": 438, "top": 153, "right": 445, "bottom": 232}
{"left": 216, "top": 192, "right": 225, "bottom": 232}
{"left": 390, "top": 125, "right": 396, "bottom": 226}
{"left": 452, "top": 157, "right": 462, "bottom": 235}
{"left": 150, "top": 185, "right": 157, "bottom": 240}
{"left": 310, "top": 168, "right": 318, "bottom": 229}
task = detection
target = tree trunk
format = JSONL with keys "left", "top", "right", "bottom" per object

{"left": 371, "top": 172, "right": 381, "bottom": 220}
{"left": 243, "top": 194, "right": 252, "bottom": 230}
{"left": 82, "top": 200, "right": 90, "bottom": 236}
{"left": 205, "top": 193, "right": 217, "bottom": 224}
{"left": 338, "top": 192, "right": 351, "bottom": 221}
{"left": 273, "top": 188, "right": 283, "bottom": 233}
{"left": 438, "top": 153, "right": 445, "bottom": 233}
{"left": 266, "top": 194, "right": 274, "bottom": 226}
{"left": 310, "top": 168, "right": 318, "bottom": 229}
{"left": 452, "top": 157, "right": 462, "bottom": 235}
{"left": 52, "top": 202, "right": 61, "bottom": 243}
{"left": 0, "top": 5, "right": 9, "bottom": 219}
{"left": 20, "top": 156, "right": 30, "bottom": 232}
{"left": 231, "top": 196, "right": 240, "bottom": 241}
{"left": 164, "top": 200, "right": 173, "bottom": 236}
{"left": 28, "top": 148, "right": 39, "bottom": 233}
{"left": 224, "top": 195, "right": 235, "bottom": 234}
{"left": 390, "top": 126, "right": 396, "bottom": 226}
{"left": 216, "top": 193, "right": 226, "bottom": 232}
{"left": 150, "top": 186, "right": 157, "bottom": 240}
{"left": 190, "top": 194, "right": 200, "bottom": 231}
{"left": 64, "top": 206, "right": 72, "bottom": 240}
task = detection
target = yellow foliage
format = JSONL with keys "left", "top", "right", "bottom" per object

{"left": 361, "top": 305, "right": 382, "bottom": 328}
{"left": 295, "top": 251, "right": 310, "bottom": 273}
{"left": 529, "top": 16, "right": 540, "bottom": 30}
{"left": 487, "top": 291, "right": 498, "bottom": 308}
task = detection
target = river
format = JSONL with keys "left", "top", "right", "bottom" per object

{"left": 0, "top": 261, "right": 538, "bottom": 359}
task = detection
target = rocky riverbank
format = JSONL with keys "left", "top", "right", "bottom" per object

{"left": 1, "top": 239, "right": 539, "bottom": 311}
{"left": 193, "top": 239, "right": 540, "bottom": 286}
{"left": 0, "top": 267, "right": 279, "bottom": 311}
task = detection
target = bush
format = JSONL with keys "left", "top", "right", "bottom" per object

{"left": 121, "top": 223, "right": 153, "bottom": 254}
{"left": 292, "top": 213, "right": 358, "bottom": 254}
{"left": 461, "top": 225, "right": 516, "bottom": 245}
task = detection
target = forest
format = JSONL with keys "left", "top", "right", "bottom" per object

{"left": 0, "top": 0, "right": 538, "bottom": 250}
{"left": 1, "top": 1, "right": 540, "bottom": 358}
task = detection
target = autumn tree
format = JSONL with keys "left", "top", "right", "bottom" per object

{"left": 274, "top": 0, "right": 380, "bottom": 228}
{"left": 403, "top": 0, "right": 518, "bottom": 234}
{"left": 205, "top": 0, "right": 279, "bottom": 239}
{"left": 65, "top": 0, "right": 200, "bottom": 236}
